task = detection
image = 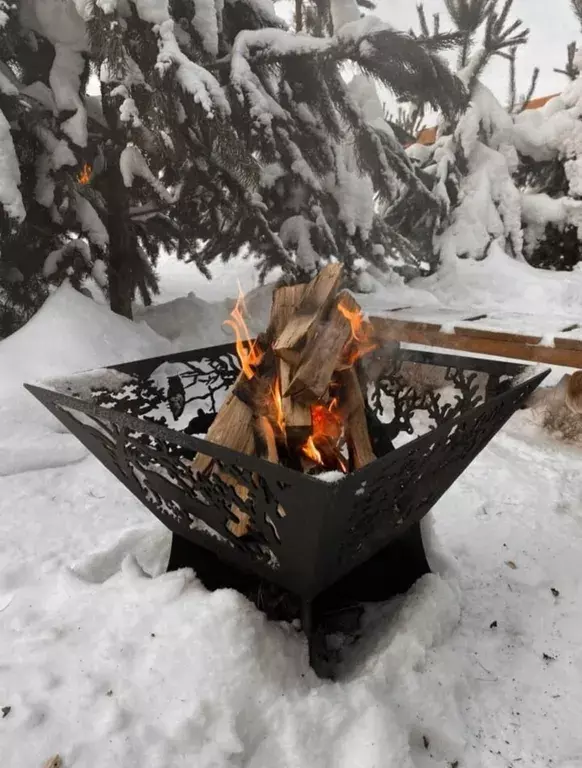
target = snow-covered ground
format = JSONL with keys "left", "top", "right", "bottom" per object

{"left": 2, "top": 261, "right": 582, "bottom": 767}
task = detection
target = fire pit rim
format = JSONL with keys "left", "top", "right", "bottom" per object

{"left": 23, "top": 355, "right": 550, "bottom": 485}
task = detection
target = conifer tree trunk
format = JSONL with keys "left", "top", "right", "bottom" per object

{"left": 104, "top": 156, "right": 134, "bottom": 320}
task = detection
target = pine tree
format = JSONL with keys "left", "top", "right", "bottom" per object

{"left": 512, "top": 0, "right": 582, "bottom": 271}
{"left": 406, "top": 0, "right": 530, "bottom": 269}
{"left": 0, "top": 0, "right": 466, "bottom": 336}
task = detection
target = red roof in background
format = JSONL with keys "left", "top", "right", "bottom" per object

{"left": 412, "top": 93, "right": 560, "bottom": 147}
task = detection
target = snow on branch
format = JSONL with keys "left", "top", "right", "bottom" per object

{"left": 120, "top": 143, "right": 176, "bottom": 203}
{"left": 155, "top": 19, "right": 230, "bottom": 117}
{"left": 49, "top": 44, "right": 88, "bottom": 147}
{"left": 279, "top": 215, "right": 318, "bottom": 274}
{"left": 73, "top": 192, "right": 109, "bottom": 247}
{"left": 192, "top": 0, "right": 219, "bottom": 57}
{"left": 0, "top": 108, "right": 25, "bottom": 221}
{"left": 226, "top": 20, "right": 466, "bottom": 119}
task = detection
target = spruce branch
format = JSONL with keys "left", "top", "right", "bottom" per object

{"left": 410, "top": 5, "right": 464, "bottom": 52}
{"left": 417, "top": 4, "right": 431, "bottom": 37}
{"left": 508, "top": 45, "right": 517, "bottom": 112}
{"left": 223, "top": 27, "right": 467, "bottom": 117}
{"left": 462, "top": 0, "right": 528, "bottom": 92}
{"left": 444, "top": 0, "right": 495, "bottom": 66}
{"left": 518, "top": 67, "right": 539, "bottom": 113}
{"left": 554, "top": 42, "right": 579, "bottom": 81}
{"left": 572, "top": 0, "right": 582, "bottom": 30}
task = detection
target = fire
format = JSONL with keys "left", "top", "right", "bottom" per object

{"left": 302, "top": 435, "right": 323, "bottom": 464}
{"left": 271, "top": 377, "right": 285, "bottom": 434}
{"left": 77, "top": 163, "right": 92, "bottom": 185}
{"left": 224, "top": 285, "right": 263, "bottom": 380}
{"left": 301, "top": 397, "right": 347, "bottom": 471}
{"left": 337, "top": 298, "right": 377, "bottom": 366}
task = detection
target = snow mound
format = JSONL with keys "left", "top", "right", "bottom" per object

{"left": 0, "top": 282, "right": 169, "bottom": 396}
{"left": 1, "top": 529, "right": 463, "bottom": 768}
{"left": 0, "top": 283, "right": 170, "bottom": 476}
{"left": 419, "top": 242, "right": 582, "bottom": 317}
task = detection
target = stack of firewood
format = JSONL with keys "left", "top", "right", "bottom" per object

{"left": 191, "top": 264, "right": 389, "bottom": 535}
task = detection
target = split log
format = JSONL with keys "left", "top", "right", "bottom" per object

{"left": 285, "top": 290, "right": 361, "bottom": 403}
{"left": 254, "top": 415, "right": 279, "bottom": 463}
{"left": 278, "top": 358, "right": 311, "bottom": 444}
{"left": 190, "top": 381, "right": 255, "bottom": 475}
{"left": 268, "top": 283, "right": 308, "bottom": 339}
{"left": 273, "top": 263, "right": 343, "bottom": 362}
{"left": 339, "top": 367, "right": 376, "bottom": 470}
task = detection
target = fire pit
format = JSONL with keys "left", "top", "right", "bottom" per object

{"left": 25, "top": 329, "right": 547, "bottom": 676}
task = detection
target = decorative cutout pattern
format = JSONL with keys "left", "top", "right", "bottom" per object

{"left": 336, "top": 372, "right": 540, "bottom": 572}
{"left": 27, "top": 343, "right": 547, "bottom": 597}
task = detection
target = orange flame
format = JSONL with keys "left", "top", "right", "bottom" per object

{"left": 271, "top": 377, "right": 286, "bottom": 434}
{"left": 77, "top": 163, "right": 92, "bottom": 185}
{"left": 223, "top": 284, "right": 263, "bottom": 379}
{"left": 302, "top": 435, "right": 323, "bottom": 464}
{"left": 338, "top": 299, "right": 366, "bottom": 341}
{"left": 337, "top": 299, "right": 377, "bottom": 365}
{"left": 301, "top": 398, "right": 346, "bottom": 471}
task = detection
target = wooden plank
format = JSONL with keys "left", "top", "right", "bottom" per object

{"left": 553, "top": 336, "right": 582, "bottom": 353}
{"left": 370, "top": 317, "right": 582, "bottom": 369}
{"left": 452, "top": 324, "right": 543, "bottom": 346}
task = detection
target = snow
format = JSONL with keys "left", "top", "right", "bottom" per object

{"left": 133, "top": 0, "right": 169, "bottom": 24}
{"left": 0, "top": 107, "right": 25, "bottom": 221}
{"left": 420, "top": 241, "right": 582, "bottom": 319}
{"left": 73, "top": 192, "right": 109, "bottom": 247}
{"left": 0, "top": 283, "right": 170, "bottom": 479}
{"left": 50, "top": 44, "right": 88, "bottom": 146}
{"left": 279, "top": 215, "right": 318, "bottom": 274}
{"left": 3, "top": 261, "right": 582, "bottom": 765}
{"left": 119, "top": 143, "right": 174, "bottom": 203}
{"left": 155, "top": 19, "right": 230, "bottom": 118}
{"left": 192, "top": 0, "right": 219, "bottom": 56}
{"left": 0, "top": 68, "right": 18, "bottom": 96}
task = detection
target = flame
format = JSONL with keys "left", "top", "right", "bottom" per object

{"left": 77, "top": 163, "right": 92, "bottom": 185}
{"left": 302, "top": 435, "right": 323, "bottom": 464}
{"left": 224, "top": 284, "right": 263, "bottom": 379}
{"left": 337, "top": 298, "right": 378, "bottom": 366}
{"left": 338, "top": 299, "right": 366, "bottom": 341}
{"left": 271, "top": 377, "right": 285, "bottom": 434}
{"left": 301, "top": 398, "right": 346, "bottom": 471}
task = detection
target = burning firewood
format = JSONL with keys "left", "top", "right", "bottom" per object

{"left": 339, "top": 367, "right": 376, "bottom": 470}
{"left": 190, "top": 264, "right": 394, "bottom": 536}
{"left": 285, "top": 290, "right": 361, "bottom": 403}
{"left": 273, "top": 264, "right": 343, "bottom": 362}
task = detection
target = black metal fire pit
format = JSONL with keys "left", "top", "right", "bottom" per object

{"left": 25, "top": 342, "right": 547, "bottom": 676}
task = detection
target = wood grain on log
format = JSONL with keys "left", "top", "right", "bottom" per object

{"left": 190, "top": 381, "right": 255, "bottom": 474}
{"left": 273, "top": 264, "right": 343, "bottom": 361}
{"left": 268, "top": 283, "right": 308, "bottom": 339}
{"left": 278, "top": 358, "right": 312, "bottom": 443}
{"left": 285, "top": 290, "right": 360, "bottom": 403}
{"left": 339, "top": 367, "right": 376, "bottom": 470}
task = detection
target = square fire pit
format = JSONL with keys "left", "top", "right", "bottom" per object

{"left": 25, "top": 342, "right": 547, "bottom": 676}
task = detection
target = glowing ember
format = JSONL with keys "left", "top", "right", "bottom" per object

{"left": 301, "top": 397, "right": 346, "bottom": 471}
{"left": 77, "top": 163, "right": 92, "bottom": 185}
{"left": 224, "top": 285, "right": 263, "bottom": 380}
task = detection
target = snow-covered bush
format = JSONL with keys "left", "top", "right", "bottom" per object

{"left": 405, "top": 0, "right": 529, "bottom": 270}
